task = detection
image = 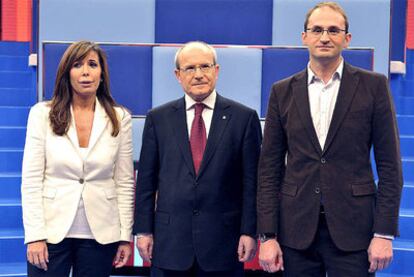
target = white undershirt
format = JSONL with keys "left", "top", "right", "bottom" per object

{"left": 66, "top": 147, "right": 94, "bottom": 239}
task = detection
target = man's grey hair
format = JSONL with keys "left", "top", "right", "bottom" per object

{"left": 174, "top": 41, "right": 217, "bottom": 69}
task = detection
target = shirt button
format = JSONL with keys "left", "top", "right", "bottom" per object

{"left": 193, "top": 210, "right": 200, "bottom": 216}
{"left": 79, "top": 178, "right": 84, "bottom": 184}
{"left": 321, "top": 158, "right": 326, "bottom": 164}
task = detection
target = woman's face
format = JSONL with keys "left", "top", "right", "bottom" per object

{"left": 69, "top": 50, "right": 102, "bottom": 98}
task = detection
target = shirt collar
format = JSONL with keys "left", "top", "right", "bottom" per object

{"left": 185, "top": 90, "right": 216, "bottom": 111}
{"left": 307, "top": 58, "right": 344, "bottom": 85}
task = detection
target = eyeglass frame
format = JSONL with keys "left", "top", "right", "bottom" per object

{"left": 178, "top": 63, "right": 217, "bottom": 75}
{"left": 305, "top": 26, "right": 347, "bottom": 37}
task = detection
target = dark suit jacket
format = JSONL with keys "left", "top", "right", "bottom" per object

{"left": 133, "top": 94, "right": 262, "bottom": 271}
{"left": 257, "top": 63, "right": 403, "bottom": 252}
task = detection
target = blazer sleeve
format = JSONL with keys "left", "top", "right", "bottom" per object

{"left": 240, "top": 110, "right": 262, "bottom": 237}
{"left": 21, "top": 103, "right": 48, "bottom": 244}
{"left": 371, "top": 74, "right": 403, "bottom": 236}
{"left": 113, "top": 109, "right": 135, "bottom": 242}
{"left": 133, "top": 112, "right": 159, "bottom": 234}
{"left": 257, "top": 84, "right": 288, "bottom": 235}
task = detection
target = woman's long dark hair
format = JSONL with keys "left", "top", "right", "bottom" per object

{"left": 49, "top": 41, "right": 120, "bottom": 136}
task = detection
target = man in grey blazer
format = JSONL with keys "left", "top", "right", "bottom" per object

{"left": 134, "top": 41, "right": 262, "bottom": 276}
{"left": 257, "top": 2, "right": 403, "bottom": 276}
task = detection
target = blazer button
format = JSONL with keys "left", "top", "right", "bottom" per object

{"left": 320, "top": 158, "right": 326, "bottom": 164}
{"left": 315, "top": 187, "right": 320, "bottom": 194}
{"left": 193, "top": 209, "right": 200, "bottom": 216}
{"left": 79, "top": 178, "right": 84, "bottom": 184}
{"left": 194, "top": 181, "right": 198, "bottom": 187}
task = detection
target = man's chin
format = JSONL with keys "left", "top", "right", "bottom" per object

{"left": 313, "top": 53, "right": 340, "bottom": 62}
{"left": 188, "top": 91, "right": 212, "bottom": 101}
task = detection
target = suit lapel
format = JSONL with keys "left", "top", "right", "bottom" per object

{"left": 197, "top": 94, "right": 231, "bottom": 179}
{"left": 322, "top": 63, "right": 359, "bottom": 154}
{"left": 66, "top": 106, "right": 81, "bottom": 157}
{"left": 171, "top": 98, "right": 196, "bottom": 176}
{"left": 293, "top": 70, "right": 323, "bottom": 155}
{"left": 86, "top": 99, "right": 109, "bottom": 157}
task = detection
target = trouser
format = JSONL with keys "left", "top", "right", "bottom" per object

{"left": 27, "top": 238, "right": 119, "bottom": 277}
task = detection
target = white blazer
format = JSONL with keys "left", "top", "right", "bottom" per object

{"left": 21, "top": 99, "right": 134, "bottom": 244}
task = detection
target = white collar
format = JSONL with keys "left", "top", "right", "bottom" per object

{"left": 307, "top": 58, "right": 344, "bottom": 85}
{"left": 185, "top": 90, "right": 217, "bottom": 110}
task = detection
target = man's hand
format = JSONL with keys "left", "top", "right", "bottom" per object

{"left": 114, "top": 241, "right": 132, "bottom": 268}
{"left": 238, "top": 235, "right": 257, "bottom": 262}
{"left": 259, "top": 239, "right": 284, "bottom": 273}
{"left": 368, "top": 237, "right": 393, "bottom": 272}
{"left": 27, "top": 240, "right": 49, "bottom": 271}
{"left": 136, "top": 234, "right": 153, "bottom": 262}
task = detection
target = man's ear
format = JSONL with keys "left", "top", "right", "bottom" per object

{"left": 174, "top": 69, "right": 182, "bottom": 83}
{"left": 344, "top": 32, "right": 352, "bottom": 48}
{"left": 301, "top": 31, "right": 308, "bottom": 46}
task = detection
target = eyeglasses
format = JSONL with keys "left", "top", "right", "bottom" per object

{"left": 306, "top": 26, "right": 347, "bottom": 37}
{"left": 179, "top": 63, "right": 216, "bottom": 74}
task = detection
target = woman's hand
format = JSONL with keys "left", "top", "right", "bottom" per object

{"left": 27, "top": 240, "right": 49, "bottom": 271}
{"left": 113, "top": 241, "right": 132, "bottom": 268}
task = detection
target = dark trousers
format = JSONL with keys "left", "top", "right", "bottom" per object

{"left": 151, "top": 259, "right": 244, "bottom": 277}
{"left": 27, "top": 238, "right": 119, "bottom": 277}
{"left": 281, "top": 213, "right": 374, "bottom": 277}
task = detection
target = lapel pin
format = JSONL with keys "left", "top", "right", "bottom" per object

{"left": 222, "top": 115, "right": 227, "bottom": 120}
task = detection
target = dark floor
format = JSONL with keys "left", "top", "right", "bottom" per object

{"left": 112, "top": 266, "right": 284, "bottom": 276}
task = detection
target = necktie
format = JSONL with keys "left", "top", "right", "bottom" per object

{"left": 190, "top": 103, "right": 206, "bottom": 175}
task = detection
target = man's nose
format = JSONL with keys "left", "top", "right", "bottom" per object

{"left": 320, "top": 31, "right": 330, "bottom": 42}
{"left": 194, "top": 67, "right": 204, "bottom": 77}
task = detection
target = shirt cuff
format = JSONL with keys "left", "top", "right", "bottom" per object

{"left": 374, "top": 233, "right": 394, "bottom": 240}
{"left": 136, "top": 233, "right": 153, "bottom": 239}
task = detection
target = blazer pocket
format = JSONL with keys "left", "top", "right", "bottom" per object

{"left": 281, "top": 183, "right": 298, "bottom": 197}
{"left": 104, "top": 188, "right": 117, "bottom": 200}
{"left": 42, "top": 187, "right": 57, "bottom": 199}
{"left": 352, "top": 182, "right": 376, "bottom": 196}
{"left": 155, "top": 211, "right": 170, "bottom": 225}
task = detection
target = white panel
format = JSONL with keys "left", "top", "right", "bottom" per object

{"left": 273, "top": 0, "right": 391, "bottom": 76}
{"left": 152, "top": 46, "right": 183, "bottom": 107}
{"left": 152, "top": 46, "right": 262, "bottom": 114}
{"left": 216, "top": 48, "right": 262, "bottom": 113}
{"left": 132, "top": 117, "right": 146, "bottom": 161}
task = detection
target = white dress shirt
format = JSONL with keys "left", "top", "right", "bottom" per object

{"left": 307, "top": 60, "right": 343, "bottom": 150}
{"left": 185, "top": 90, "right": 216, "bottom": 138}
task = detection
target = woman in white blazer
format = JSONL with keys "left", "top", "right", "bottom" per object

{"left": 21, "top": 41, "right": 134, "bottom": 276}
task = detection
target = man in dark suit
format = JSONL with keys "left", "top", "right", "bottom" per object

{"left": 133, "top": 41, "right": 262, "bottom": 276}
{"left": 257, "top": 2, "right": 403, "bottom": 276}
